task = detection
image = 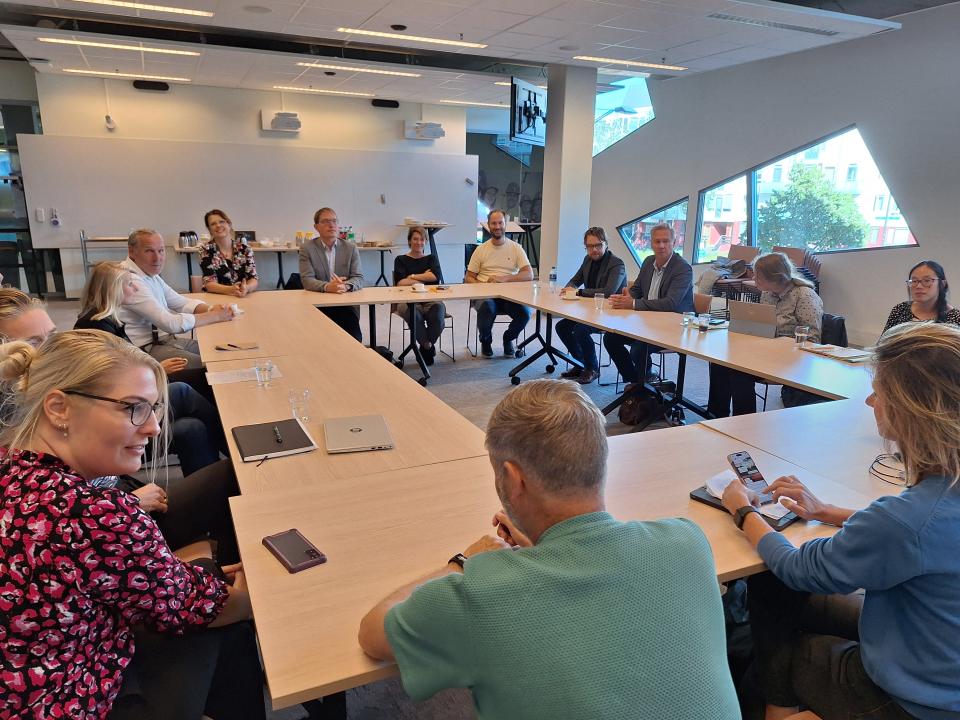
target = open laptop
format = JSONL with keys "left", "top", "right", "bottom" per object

{"left": 728, "top": 300, "right": 777, "bottom": 338}
{"left": 323, "top": 415, "right": 394, "bottom": 454}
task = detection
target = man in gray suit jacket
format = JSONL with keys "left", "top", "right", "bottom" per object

{"left": 603, "top": 223, "right": 694, "bottom": 385}
{"left": 556, "top": 227, "right": 627, "bottom": 384}
{"left": 299, "top": 207, "right": 365, "bottom": 342}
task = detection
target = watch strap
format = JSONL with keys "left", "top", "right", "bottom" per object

{"left": 735, "top": 505, "right": 759, "bottom": 530}
{"left": 448, "top": 552, "right": 468, "bottom": 569}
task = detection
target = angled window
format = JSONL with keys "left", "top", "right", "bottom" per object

{"left": 616, "top": 198, "right": 687, "bottom": 264}
{"left": 593, "top": 77, "right": 655, "bottom": 157}
{"left": 754, "top": 127, "right": 916, "bottom": 253}
{"left": 695, "top": 175, "right": 748, "bottom": 264}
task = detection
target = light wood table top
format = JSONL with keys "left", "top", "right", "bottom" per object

{"left": 703, "top": 398, "right": 888, "bottom": 496}
{"left": 229, "top": 423, "right": 889, "bottom": 709}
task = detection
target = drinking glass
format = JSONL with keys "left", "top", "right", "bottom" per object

{"left": 531, "top": 280, "right": 540, "bottom": 296}
{"left": 794, "top": 325, "right": 810, "bottom": 348}
{"left": 254, "top": 359, "right": 274, "bottom": 387}
{"left": 697, "top": 313, "right": 711, "bottom": 332}
{"left": 594, "top": 293, "right": 605, "bottom": 311}
{"left": 682, "top": 311, "right": 696, "bottom": 327}
{"left": 288, "top": 388, "right": 311, "bottom": 423}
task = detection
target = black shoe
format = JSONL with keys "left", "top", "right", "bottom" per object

{"left": 577, "top": 368, "right": 600, "bottom": 384}
{"left": 420, "top": 345, "right": 435, "bottom": 366}
{"left": 503, "top": 340, "right": 516, "bottom": 357}
{"left": 480, "top": 341, "right": 494, "bottom": 358}
{"left": 560, "top": 367, "right": 582, "bottom": 379}
{"left": 644, "top": 372, "right": 661, "bottom": 385}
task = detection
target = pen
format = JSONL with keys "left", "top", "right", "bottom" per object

{"left": 273, "top": 426, "right": 283, "bottom": 444}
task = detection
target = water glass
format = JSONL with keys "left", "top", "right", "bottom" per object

{"left": 531, "top": 280, "right": 540, "bottom": 296}
{"left": 254, "top": 359, "right": 274, "bottom": 387}
{"left": 288, "top": 388, "right": 311, "bottom": 423}
{"left": 697, "top": 313, "right": 711, "bottom": 332}
{"left": 594, "top": 293, "right": 605, "bottom": 311}
{"left": 682, "top": 311, "right": 696, "bottom": 327}
{"left": 794, "top": 325, "right": 810, "bottom": 348}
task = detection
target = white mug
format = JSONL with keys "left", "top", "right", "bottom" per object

{"left": 412, "top": 282, "right": 426, "bottom": 292}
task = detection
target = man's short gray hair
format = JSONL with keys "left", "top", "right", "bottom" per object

{"left": 485, "top": 379, "right": 607, "bottom": 496}
{"left": 128, "top": 228, "right": 161, "bottom": 249}
{"left": 650, "top": 222, "right": 675, "bottom": 241}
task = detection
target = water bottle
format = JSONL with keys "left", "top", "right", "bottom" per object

{"left": 548, "top": 266, "right": 558, "bottom": 293}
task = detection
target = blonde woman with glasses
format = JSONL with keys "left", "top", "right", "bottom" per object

{"left": 882, "top": 259, "right": 959, "bottom": 334}
{"left": 721, "top": 322, "right": 960, "bottom": 720}
{"left": 0, "top": 330, "right": 264, "bottom": 719}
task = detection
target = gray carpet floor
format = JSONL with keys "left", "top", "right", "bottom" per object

{"left": 45, "top": 297, "right": 785, "bottom": 719}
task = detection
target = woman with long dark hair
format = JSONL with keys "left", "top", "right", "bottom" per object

{"left": 882, "top": 259, "right": 959, "bottom": 333}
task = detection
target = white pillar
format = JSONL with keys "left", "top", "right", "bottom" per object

{"left": 539, "top": 64, "right": 597, "bottom": 284}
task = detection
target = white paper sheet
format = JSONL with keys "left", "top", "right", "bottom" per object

{"left": 706, "top": 469, "right": 737, "bottom": 498}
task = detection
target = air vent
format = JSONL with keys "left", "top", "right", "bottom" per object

{"left": 707, "top": 13, "right": 840, "bottom": 36}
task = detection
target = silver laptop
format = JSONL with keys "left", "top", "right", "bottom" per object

{"left": 728, "top": 300, "right": 777, "bottom": 338}
{"left": 323, "top": 415, "right": 394, "bottom": 454}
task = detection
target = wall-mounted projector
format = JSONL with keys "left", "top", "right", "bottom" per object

{"left": 403, "top": 121, "right": 445, "bottom": 140}
{"left": 261, "top": 110, "right": 302, "bottom": 132}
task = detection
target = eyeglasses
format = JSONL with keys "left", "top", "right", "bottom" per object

{"left": 905, "top": 278, "right": 940, "bottom": 288}
{"left": 584, "top": 243, "right": 605, "bottom": 250}
{"left": 869, "top": 452, "right": 906, "bottom": 486}
{"left": 63, "top": 390, "right": 164, "bottom": 426}
{"left": 316, "top": 218, "right": 339, "bottom": 225}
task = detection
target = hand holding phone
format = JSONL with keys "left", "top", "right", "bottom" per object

{"left": 262, "top": 528, "right": 327, "bottom": 573}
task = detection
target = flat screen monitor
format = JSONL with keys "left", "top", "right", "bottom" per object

{"left": 510, "top": 78, "right": 547, "bottom": 147}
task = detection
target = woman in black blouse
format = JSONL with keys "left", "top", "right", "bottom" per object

{"left": 883, "top": 260, "right": 960, "bottom": 334}
{"left": 199, "top": 209, "right": 259, "bottom": 296}
{"left": 393, "top": 226, "right": 445, "bottom": 365}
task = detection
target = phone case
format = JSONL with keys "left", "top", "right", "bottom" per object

{"left": 262, "top": 528, "right": 327, "bottom": 573}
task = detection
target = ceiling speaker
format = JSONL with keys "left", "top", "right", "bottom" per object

{"left": 132, "top": 80, "right": 170, "bottom": 92}
{"left": 371, "top": 99, "right": 399, "bottom": 109}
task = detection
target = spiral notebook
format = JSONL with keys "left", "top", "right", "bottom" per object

{"left": 231, "top": 418, "right": 318, "bottom": 463}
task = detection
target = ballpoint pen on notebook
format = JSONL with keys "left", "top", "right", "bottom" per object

{"left": 273, "top": 426, "right": 283, "bottom": 444}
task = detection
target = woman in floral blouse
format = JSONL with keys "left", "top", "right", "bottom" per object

{"left": 0, "top": 330, "right": 264, "bottom": 719}
{"left": 199, "top": 208, "right": 259, "bottom": 296}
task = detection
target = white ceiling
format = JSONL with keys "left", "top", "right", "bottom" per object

{"left": 0, "top": 0, "right": 899, "bottom": 104}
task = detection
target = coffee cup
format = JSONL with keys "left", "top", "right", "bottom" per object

{"left": 412, "top": 282, "right": 426, "bottom": 292}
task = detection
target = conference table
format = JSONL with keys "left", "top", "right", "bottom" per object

{"left": 192, "top": 282, "right": 886, "bottom": 710}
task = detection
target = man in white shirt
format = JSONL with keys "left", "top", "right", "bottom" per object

{"left": 119, "top": 228, "right": 235, "bottom": 368}
{"left": 465, "top": 209, "right": 533, "bottom": 358}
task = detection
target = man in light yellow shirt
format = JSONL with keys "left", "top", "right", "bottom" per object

{"left": 465, "top": 209, "right": 533, "bottom": 357}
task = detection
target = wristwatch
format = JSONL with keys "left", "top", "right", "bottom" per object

{"left": 734, "top": 505, "right": 759, "bottom": 530}
{"left": 448, "top": 552, "right": 468, "bottom": 569}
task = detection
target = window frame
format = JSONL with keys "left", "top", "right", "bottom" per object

{"left": 692, "top": 124, "right": 918, "bottom": 263}
{"left": 615, "top": 196, "right": 689, "bottom": 267}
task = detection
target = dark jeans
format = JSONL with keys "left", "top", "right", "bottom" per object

{"left": 168, "top": 381, "right": 226, "bottom": 477}
{"left": 707, "top": 364, "right": 757, "bottom": 417}
{"left": 168, "top": 366, "right": 215, "bottom": 403}
{"left": 473, "top": 299, "right": 530, "bottom": 344}
{"left": 782, "top": 386, "right": 830, "bottom": 409}
{"left": 555, "top": 319, "right": 600, "bottom": 371}
{"left": 319, "top": 306, "right": 362, "bottom": 343}
{"left": 748, "top": 572, "right": 913, "bottom": 719}
{"left": 109, "top": 621, "right": 265, "bottom": 720}
{"left": 602, "top": 333, "right": 662, "bottom": 384}
{"left": 398, "top": 302, "right": 446, "bottom": 346}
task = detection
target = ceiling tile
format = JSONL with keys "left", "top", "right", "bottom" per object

{"left": 506, "top": 16, "right": 581, "bottom": 37}
{"left": 541, "top": 1, "right": 628, "bottom": 24}
{"left": 476, "top": 0, "right": 564, "bottom": 15}
{"left": 481, "top": 30, "right": 554, "bottom": 49}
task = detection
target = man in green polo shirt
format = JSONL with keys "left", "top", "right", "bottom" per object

{"left": 359, "top": 380, "right": 740, "bottom": 719}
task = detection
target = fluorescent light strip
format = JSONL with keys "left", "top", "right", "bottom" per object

{"left": 68, "top": 0, "right": 214, "bottom": 16}
{"left": 273, "top": 85, "right": 374, "bottom": 97}
{"left": 38, "top": 37, "right": 200, "bottom": 56}
{"left": 336, "top": 28, "right": 486, "bottom": 49}
{"left": 441, "top": 100, "right": 507, "bottom": 108}
{"left": 573, "top": 55, "right": 687, "bottom": 72}
{"left": 296, "top": 62, "right": 420, "bottom": 77}
{"left": 63, "top": 68, "right": 191, "bottom": 81}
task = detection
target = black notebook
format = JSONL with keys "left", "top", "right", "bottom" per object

{"left": 231, "top": 418, "right": 318, "bottom": 463}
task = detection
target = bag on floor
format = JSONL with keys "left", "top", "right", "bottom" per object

{"left": 618, "top": 390, "right": 660, "bottom": 426}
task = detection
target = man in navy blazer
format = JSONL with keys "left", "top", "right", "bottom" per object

{"left": 299, "top": 206, "right": 365, "bottom": 342}
{"left": 603, "top": 223, "right": 694, "bottom": 385}
{"left": 556, "top": 227, "right": 627, "bottom": 384}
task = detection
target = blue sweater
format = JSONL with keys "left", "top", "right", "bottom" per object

{"left": 758, "top": 475, "right": 960, "bottom": 719}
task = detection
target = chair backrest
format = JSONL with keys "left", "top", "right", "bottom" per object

{"left": 727, "top": 245, "right": 760, "bottom": 263}
{"left": 821, "top": 313, "right": 848, "bottom": 347}
{"left": 189, "top": 275, "right": 203, "bottom": 293}
{"left": 772, "top": 245, "right": 809, "bottom": 270}
{"left": 693, "top": 292, "right": 713, "bottom": 314}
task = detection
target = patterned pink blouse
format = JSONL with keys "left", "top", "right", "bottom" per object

{"left": 199, "top": 239, "right": 258, "bottom": 289}
{"left": 0, "top": 449, "right": 229, "bottom": 719}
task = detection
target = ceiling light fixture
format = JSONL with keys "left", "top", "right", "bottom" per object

{"left": 66, "top": 0, "right": 214, "bottom": 17}
{"left": 573, "top": 55, "right": 687, "bottom": 71}
{"left": 296, "top": 62, "right": 420, "bottom": 77}
{"left": 62, "top": 68, "right": 191, "bottom": 81}
{"left": 336, "top": 27, "right": 487, "bottom": 49}
{"left": 494, "top": 81, "right": 511, "bottom": 86}
{"left": 441, "top": 99, "right": 507, "bottom": 108}
{"left": 273, "top": 85, "right": 375, "bottom": 97}
{"left": 37, "top": 37, "right": 201, "bottom": 56}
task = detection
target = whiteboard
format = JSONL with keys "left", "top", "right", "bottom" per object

{"left": 19, "top": 135, "right": 478, "bottom": 293}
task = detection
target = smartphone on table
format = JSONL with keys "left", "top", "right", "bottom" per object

{"left": 262, "top": 528, "right": 327, "bottom": 573}
{"left": 726, "top": 451, "right": 799, "bottom": 530}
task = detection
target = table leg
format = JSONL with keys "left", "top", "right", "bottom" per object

{"left": 394, "top": 302, "right": 430, "bottom": 385}
{"left": 507, "top": 310, "right": 579, "bottom": 385}
{"left": 367, "top": 304, "right": 378, "bottom": 349}
{"left": 276, "top": 251, "right": 285, "bottom": 289}
{"left": 184, "top": 252, "right": 194, "bottom": 288}
{"left": 374, "top": 249, "right": 389, "bottom": 287}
